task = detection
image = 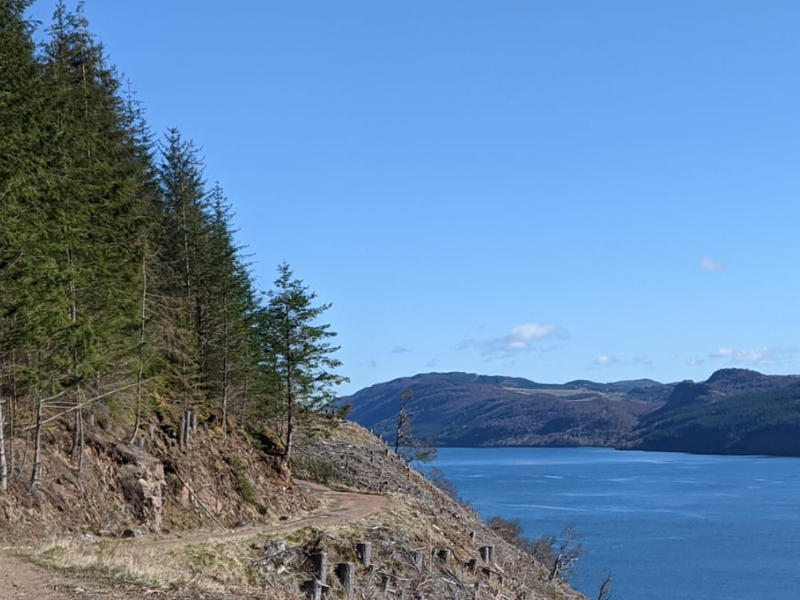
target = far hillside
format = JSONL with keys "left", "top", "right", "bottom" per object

{"left": 343, "top": 369, "right": 800, "bottom": 457}
{"left": 627, "top": 369, "right": 800, "bottom": 456}
{"left": 342, "top": 372, "right": 673, "bottom": 447}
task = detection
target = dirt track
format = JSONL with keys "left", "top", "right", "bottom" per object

{"left": 0, "top": 480, "right": 387, "bottom": 600}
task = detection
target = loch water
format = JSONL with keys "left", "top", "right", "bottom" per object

{"left": 432, "top": 447, "right": 800, "bottom": 600}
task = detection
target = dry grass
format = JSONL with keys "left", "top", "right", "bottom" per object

{"left": 26, "top": 535, "right": 263, "bottom": 596}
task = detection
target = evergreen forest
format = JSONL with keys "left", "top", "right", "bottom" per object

{"left": 0, "top": 1, "right": 347, "bottom": 490}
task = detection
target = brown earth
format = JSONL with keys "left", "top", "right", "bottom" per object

{"left": 0, "top": 479, "right": 387, "bottom": 600}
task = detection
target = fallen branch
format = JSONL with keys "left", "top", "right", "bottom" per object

{"left": 173, "top": 469, "right": 228, "bottom": 531}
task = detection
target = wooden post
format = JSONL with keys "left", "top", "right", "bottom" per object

{"left": 479, "top": 545, "right": 495, "bottom": 563}
{"left": 437, "top": 548, "right": 451, "bottom": 565}
{"left": 356, "top": 542, "right": 372, "bottom": 567}
{"left": 474, "top": 581, "right": 481, "bottom": 600}
{"left": 336, "top": 563, "right": 354, "bottom": 600}
{"left": 482, "top": 567, "right": 492, "bottom": 579}
{"left": 381, "top": 574, "right": 391, "bottom": 592}
{"left": 312, "top": 552, "right": 327, "bottom": 585}
{"left": 469, "top": 530, "right": 476, "bottom": 542}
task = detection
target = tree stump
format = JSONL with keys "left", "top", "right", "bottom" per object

{"left": 312, "top": 552, "right": 327, "bottom": 584}
{"left": 479, "top": 545, "right": 495, "bottom": 563}
{"left": 437, "top": 548, "right": 451, "bottom": 565}
{"left": 336, "top": 563, "right": 355, "bottom": 600}
{"left": 467, "top": 558, "right": 479, "bottom": 573}
{"left": 356, "top": 542, "right": 372, "bottom": 567}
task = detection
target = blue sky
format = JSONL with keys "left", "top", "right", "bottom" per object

{"left": 28, "top": 1, "right": 800, "bottom": 394}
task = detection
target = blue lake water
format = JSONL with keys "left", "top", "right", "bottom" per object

{"left": 432, "top": 447, "right": 800, "bottom": 600}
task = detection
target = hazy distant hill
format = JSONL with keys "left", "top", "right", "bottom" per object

{"left": 341, "top": 372, "right": 673, "bottom": 447}
{"left": 628, "top": 369, "right": 800, "bottom": 456}
{"left": 343, "top": 369, "right": 800, "bottom": 456}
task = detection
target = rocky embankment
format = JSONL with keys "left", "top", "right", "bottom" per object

{"left": 1, "top": 419, "right": 586, "bottom": 600}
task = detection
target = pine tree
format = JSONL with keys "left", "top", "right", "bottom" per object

{"left": 156, "top": 129, "right": 210, "bottom": 435}
{"left": 1, "top": 1, "right": 145, "bottom": 484}
{"left": 262, "top": 263, "right": 348, "bottom": 466}
{"left": 0, "top": 0, "right": 41, "bottom": 490}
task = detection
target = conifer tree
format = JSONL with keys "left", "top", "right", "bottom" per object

{"left": 0, "top": 0, "right": 41, "bottom": 490}
{"left": 262, "top": 263, "right": 348, "bottom": 466}
{"left": 156, "top": 129, "right": 210, "bottom": 430}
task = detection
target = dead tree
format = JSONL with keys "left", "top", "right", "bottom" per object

{"left": 597, "top": 569, "right": 613, "bottom": 600}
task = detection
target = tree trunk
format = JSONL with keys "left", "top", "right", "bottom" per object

{"left": 282, "top": 358, "right": 294, "bottom": 466}
{"left": 31, "top": 393, "right": 43, "bottom": 488}
{"left": 130, "top": 254, "right": 147, "bottom": 444}
{"left": 0, "top": 385, "right": 8, "bottom": 492}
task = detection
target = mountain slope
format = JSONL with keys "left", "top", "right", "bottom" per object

{"left": 628, "top": 369, "right": 800, "bottom": 455}
{"left": 342, "top": 372, "right": 672, "bottom": 447}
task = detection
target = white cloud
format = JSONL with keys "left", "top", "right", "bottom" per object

{"left": 707, "top": 346, "right": 795, "bottom": 367}
{"left": 700, "top": 256, "right": 725, "bottom": 272}
{"left": 593, "top": 355, "right": 619, "bottom": 367}
{"left": 458, "top": 322, "right": 568, "bottom": 357}
{"left": 390, "top": 346, "right": 413, "bottom": 354}
{"left": 685, "top": 356, "right": 704, "bottom": 366}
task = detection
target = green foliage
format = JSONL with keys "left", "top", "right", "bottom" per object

{"left": 0, "top": 1, "right": 349, "bottom": 486}
{"left": 229, "top": 458, "right": 255, "bottom": 503}
{"left": 261, "top": 263, "right": 349, "bottom": 463}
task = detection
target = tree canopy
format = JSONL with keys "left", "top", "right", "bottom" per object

{"left": 0, "top": 1, "right": 348, "bottom": 488}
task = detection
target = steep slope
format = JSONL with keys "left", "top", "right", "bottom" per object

{"left": 0, "top": 418, "right": 314, "bottom": 544}
{"left": 628, "top": 370, "right": 800, "bottom": 456}
{"left": 8, "top": 420, "right": 589, "bottom": 600}
{"left": 343, "top": 372, "right": 671, "bottom": 447}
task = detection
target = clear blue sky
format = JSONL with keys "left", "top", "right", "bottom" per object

{"left": 29, "top": 1, "right": 800, "bottom": 394}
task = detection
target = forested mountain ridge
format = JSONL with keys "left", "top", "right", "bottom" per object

{"left": 343, "top": 369, "right": 800, "bottom": 456}
{"left": 342, "top": 372, "right": 674, "bottom": 447}
{"left": 627, "top": 369, "right": 800, "bottom": 456}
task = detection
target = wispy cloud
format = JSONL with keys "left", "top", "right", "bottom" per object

{"left": 700, "top": 256, "right": 725, "bottom": 272}
{"left": 459, "top": 322, "right": 568, "bottom": 357}
{"left": 685, "top": 356, "right": 704, "bottom": 367}
{"left": 356, "top": 360, "right": 377, "bottom": 369}
{"left": 707, "top": 346, "right": 795, "bottom": 367}
{"left": 593, "top": 355, "right": 619, "bottom": 367}
{"left": 390, "top": 346, "right": 413, "bottom": 354}
{"left": 424, "top": 358, "right": 438, "bottom": 368}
